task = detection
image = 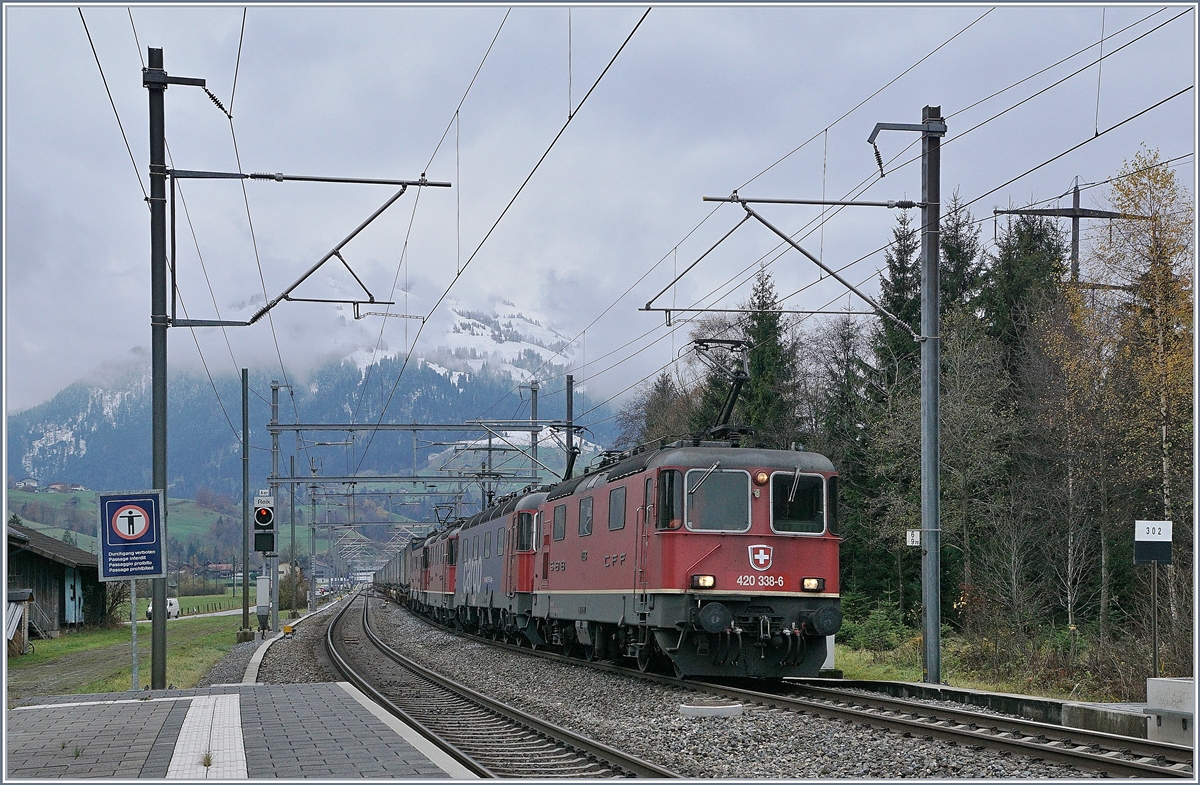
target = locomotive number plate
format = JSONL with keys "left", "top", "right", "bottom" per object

{"left": 736, "top": 574, "right": 785, "bottom": 588}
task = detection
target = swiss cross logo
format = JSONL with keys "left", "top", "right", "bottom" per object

{"left": 748, "top": 545, "right": 773, "bottom": 572}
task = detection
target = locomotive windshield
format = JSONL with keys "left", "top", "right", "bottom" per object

{"left": 685, "top": 469, "right": 750, "bottom": 531}
{"left": 771, "top": 472, "right": 824, "bottom": 533}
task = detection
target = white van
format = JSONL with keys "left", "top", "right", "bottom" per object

{"left": 147, "top": 598, "right": 181, "bottom": 620}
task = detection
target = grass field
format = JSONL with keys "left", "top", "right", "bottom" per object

{"left": 127, "top": 587, "right": 260, "bottom": 620}
{"left": 6, "top": 614, "right": 249, "bottom": 701}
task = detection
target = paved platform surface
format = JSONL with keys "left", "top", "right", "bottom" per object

{"left": 6, "top": 682, "right": 476, "bottom": 779}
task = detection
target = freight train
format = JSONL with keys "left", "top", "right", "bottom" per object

{"left": 374, "top": 437, "right": 841, "bottom": 679}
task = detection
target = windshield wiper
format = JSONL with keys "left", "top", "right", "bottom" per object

{"left": 688, "top": 462, "right": 721, "bottom": 495}
{"left": 787, "top": 465, "right": 803, "bottom": 503}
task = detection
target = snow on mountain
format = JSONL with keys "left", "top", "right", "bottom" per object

{"left": 346, "top": 298, "right": 576, "bottom": 384}
{"left": 419, "top": 427, "right": 606, "bottom": 480}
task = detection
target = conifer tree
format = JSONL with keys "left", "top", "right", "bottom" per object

{"left": 940, "top": 190, "right": 984, "bottom": 313}
{"left": 872, "top": 209, "right": 921, "bottom": 379}
{"left": 979, "top": 213, "right": 1067, "bottom": 375}
{"left": 740, "top": 268, "right": 795, "bottom": 448}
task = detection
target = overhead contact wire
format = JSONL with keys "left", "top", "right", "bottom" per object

{"left": 354, "top": 7, "right": 652, "bottom": 472}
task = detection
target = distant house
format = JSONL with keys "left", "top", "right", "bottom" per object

{"left": 47, "top": 483, "right": 71, "bottom": 493}
{"left": 205, "top": 563, "right": 234, "bottom": 578}
{"left": 68, "top": 483, "right": 89, "bottom": 493}
{"left": 7, "top": 522, "right": 106, "bottom": 636}
{"left": 15, "top": 478, "right": 38, "bottom": 491}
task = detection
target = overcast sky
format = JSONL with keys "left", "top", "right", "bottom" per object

{"left": 4, "top": 3, "right": 1195, "bottom": 418}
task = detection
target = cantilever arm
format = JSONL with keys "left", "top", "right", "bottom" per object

{"left": 740, "top": 203, "right": 919, "bottom": 341}
{"left": 248, "top": 186, "right": 408, "bottom": 324}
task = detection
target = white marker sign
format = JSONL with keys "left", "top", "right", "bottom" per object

{"left": 906, "top": 530, "right": 921, "bottom": 547}
{"left": 1135, "top": 520, "right": 1172, "bottom": 541}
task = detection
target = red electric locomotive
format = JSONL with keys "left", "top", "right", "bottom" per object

{"left": 386, "top": 438, "right": 841, "bottom": 679}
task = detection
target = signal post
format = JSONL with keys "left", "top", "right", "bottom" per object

{"left": 254, "top": 490, "right": 276, "bottom": 633}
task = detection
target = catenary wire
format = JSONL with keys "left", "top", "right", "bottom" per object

{"left": 946, "top": 7, "right": 1165, "bottom": 121}
{"left": 79, "top": 8, "right": 149, "bottom": 205}
{"left": 481, "top": 4, "right": 1006, "bottom": 416}
{"left": 126, "top": 8, "right": 269, "bottom": 412}
{"left": 478, "top": 8, "right": 1004, "bottom": 419}
{"left": 351, "top": 9, "right": 512, "bottom": 424}
{"left": 868, "top": 9, "right": 1190, "bottom": 188}
{"left": 738, "top": 7, "right": 994, "bottom": 191}
{"left": 644, "top": 8, "right": 1189, "bottom": 328}
{"left": 354, "top": 7, "right": 652, "bottom": 472}
{"left": 956, "top": 85, "right": 1193, "bottom": 214}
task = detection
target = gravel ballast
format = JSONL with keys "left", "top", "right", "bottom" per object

{"left": 255, "top": 607, "right": 342, "bottom": 685}
{"left": 362, "top": 600, "right": 1099, "bottom": 779}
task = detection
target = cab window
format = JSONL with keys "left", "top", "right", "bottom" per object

{"left": 657, "top": 470, "right": 683, "bottom": 529}
{"left": 608, "top": 486, "right": 627, "bottom": 530}
{"left": 553, "top": 504, "right": 566, "bottom": 541}
{"left": 771, "top": 472, "right": 824, "bottom": 533}
{"left": 827, "top": 475, "right": 839, "bottom": 535}
{"left": 517, "top": 512, "right": 535, "bottom": 551}
{"left": 578, "top": 497, "right": 593, "bottom": 536}
{"left": 685, "top": 469, "right": 750, "bottom": 532}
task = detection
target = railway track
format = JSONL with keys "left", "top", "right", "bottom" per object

{"left": 382, "top": 594, "right": 1192, "bottom": 779}
{"left": 325, "top": 593, "right": 681, "bottom": 778}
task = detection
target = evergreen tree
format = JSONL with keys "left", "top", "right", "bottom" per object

{"left": 979, "top": 213, "right": 1067, "bottom": 374}
{"left": 872, "top": 209, "right": 922, "bottom": 378}
{"left": 940, "top": 190, "right": 984, "bottom": 313}
{"left": 740, "top": 269, "right": 795, "bottom": 448}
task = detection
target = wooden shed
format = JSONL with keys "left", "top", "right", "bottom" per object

{"left": 7, "top": 522, "right": 106, "bottom": 636}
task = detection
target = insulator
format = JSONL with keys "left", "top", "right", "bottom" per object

{"left": 204, "top": 88, "right": 230, "bottom": 118}
{"left": 873, "top": 143, "right": 885, "bottom": 179}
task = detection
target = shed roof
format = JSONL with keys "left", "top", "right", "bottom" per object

{"left": 7, "top": 522, "right": 98, "bottom": 571}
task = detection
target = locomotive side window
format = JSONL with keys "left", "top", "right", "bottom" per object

{"left": 657, "top": 470, "right": 683, "bottom": 529}
{"left": 498, "top": 527, "right": 505, "bottom": 555}
{"left": 771, "top": 472, "right": 824, "bottom": 533}
{"left": 828, "top": 476, "right": 839, "bottom": 535}
{"left": 484, "top": 531, "right": 492, "bottom": 558}
{"left": 517, "top": 512, "right": 534, "bottom": 551}
{"left": 685, "top": 469, "right": 750, "bottom": 532}
{"left": 579, "top": 497, "right": 593, "bottom": 536}
{"left": 553, "top": 504, "right": 566, "bottom": 541}
{"left": 608, "top": 486, "right": 627, "bottom": 530}
{"left": 448, "top": 539, "right": 458, "bottom": 565}
{"left": 473, "top": 535, "right": 479, "bottom": 559}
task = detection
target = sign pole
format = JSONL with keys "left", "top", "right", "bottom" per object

{"left": 98, "top": 490, "right": 166, "bottom": 691}
{"left": 1134, "top": 520, "right": 1171, "bottom": 679}
{"left": 130, "top": 579, "right": 139, "bottom": 690}
{"left": 1152, "top": 560, "right": 1159, "bottom": 678}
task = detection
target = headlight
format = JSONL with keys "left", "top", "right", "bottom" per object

{"left": 690, "top": 574, "right": 716, "bottom": 589}
{"left": 754, "top": 471, "right": 769, "bottom": 486}
{"left": 801, "top": 577, "right": 825, "bottom": 592}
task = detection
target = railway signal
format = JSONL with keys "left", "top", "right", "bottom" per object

{"left": 254, "top": 491, "right": 276, "bottom": 553}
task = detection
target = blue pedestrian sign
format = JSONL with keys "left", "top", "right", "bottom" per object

{"left": 98, "top": 491, "right": 166, "bottom": 581}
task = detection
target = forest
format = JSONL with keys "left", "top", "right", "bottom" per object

{"left": 615, "top": 149, "right": 1193, "bottom": 700}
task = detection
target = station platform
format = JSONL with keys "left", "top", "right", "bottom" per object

{"left": 6, "top": 681, "right": 477, "bottom": 779}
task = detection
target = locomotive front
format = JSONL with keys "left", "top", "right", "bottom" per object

{"left": 642, "top": 445, "right": 842, "bottom": 678}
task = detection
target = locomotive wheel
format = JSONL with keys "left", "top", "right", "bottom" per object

{"left": 583, "top": 644, "right": 596, "bottom": 662}
{"left": 636, "top": 644, "right": 652, "bottom": 673}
